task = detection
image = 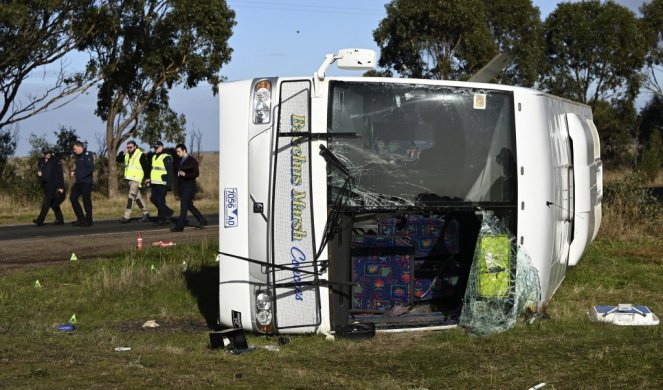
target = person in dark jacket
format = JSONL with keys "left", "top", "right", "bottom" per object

{"left": 33, "top": 147, "right": 65, "bottom": 226}
{"left": 70, "top": 141, "right": 94, "bottom": 227}
{"left": 171, "top": 143, "right": 207, "bottom": 232}
{"left": 146, "top": 141, "right": 174, "bottom": 225}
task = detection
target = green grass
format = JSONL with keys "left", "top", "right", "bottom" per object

{"left": 2, "top": 238, "right": 663, "bottom": 389}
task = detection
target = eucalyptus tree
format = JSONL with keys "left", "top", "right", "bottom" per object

{"left": 81, "top": 0, "right": 235, "bottom": 196}
{"left": 373, "top": 0, "right": 543, "bottom": 85}
{"left": 541, "top": 0, "right": 647, "bottom": 107}
{"left": 641, "top": 0, "right": 663, "bottom": 97}
{"left": 0, "top": 0, "right": 96, "bottom": 130}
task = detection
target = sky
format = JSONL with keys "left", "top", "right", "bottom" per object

{"left": 11, "top": 0, "right": 649, "bottom": 155}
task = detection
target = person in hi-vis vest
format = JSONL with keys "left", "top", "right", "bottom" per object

{"left": 145, "top": 141, "right": 174, "bottom": 225}
{"left": 116, "top": 140, "right": 151, "bottom": 223}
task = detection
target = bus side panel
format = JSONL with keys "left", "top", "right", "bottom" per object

{"left": 218, "top": 80, "right": 253, "bottom": 331}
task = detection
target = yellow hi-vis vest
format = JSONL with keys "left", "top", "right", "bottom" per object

{"left": 124, "top": 148, "right": 144, "bottom": 184}
{"left": 151, "top": 153, "right": 168, "bottom": 185}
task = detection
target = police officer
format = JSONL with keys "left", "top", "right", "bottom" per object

{"left": 171, "top": 143, "right": 207, "bottom": 232}
{"left": 116, "top": 140, "right": 150, "bottom": 223}
{"left": 70, "top": 141, "right": 94, "bottom": 227}
{"left": 33, "top": 147, "right": 65, "bottom": 226}
{"left": 146, "top": 141, "right": 174, "bottom": 225}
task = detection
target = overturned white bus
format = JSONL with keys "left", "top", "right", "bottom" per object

{"left": 217, "top": 49, "right": 602, "bottom": 335}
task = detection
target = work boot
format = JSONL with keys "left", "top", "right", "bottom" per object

{"left": 196, "top": 218, "right": 208, "bottom": 230}
{"left": 140, "top": 213, "right": 150, "bottom": 222}
{"left": 53, "top": 220, "right": 64, "bottom": 225}
{"left": 71, "top": 220, "right": 82, "bottom": 226}
{"left": 170, "top": 226, "right": 184, "bottom": 232}
{"left": 33, "top": 219, "right": 44, "bottom": 227}
{"left": 119, "top": 217, "right": 131, "bottom": 224}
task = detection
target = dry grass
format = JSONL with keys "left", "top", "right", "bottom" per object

{"left": 604, "top": 166, "right": 663, "bottom": 186}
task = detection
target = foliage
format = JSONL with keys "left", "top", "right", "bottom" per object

{"left": 483, "top": 0, "right": 544, "bottom": 86}
{"left": 373, "top": 0, "right": 543, "bottom": 85}
{"left": 541, "top": 1, "right": 647, "bottom": 106}
{"left": 0, "top": 126, "right": 17, "bottom": 177}
{"left": 592, "top": 99, "right": 637, "bottom": 167}
{"left": 641, "top": 0, "right": 663, "bottom": 97}
{"left": 0, "top": 0, "right": 97, "bottom": 129}
{"left": 639, "top": 130, "right": 663, "bottom": 184}
{"left": 78, "top": 0, "right": 235, "bottom": 197}
{"left": 637, "top": 94, "right": 663, "bottom": 146}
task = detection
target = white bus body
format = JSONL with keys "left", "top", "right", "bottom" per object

{"left": 218, "top": 56, "right": 602, "bottom": 334}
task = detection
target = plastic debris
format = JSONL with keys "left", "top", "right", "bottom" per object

{"left": 459, "top": 212, "right": 541, "bottom": 336}
{"left": 69, "top": 314, "right": 78, "bottom": 324}
{"left": 70, "top": 253, "right": 78, "bottom": 261}
{"left": 181, "top": 261, "right": 188, "bottom": 272}
{"left": 56, "top": 324, "right": 75, "bottom": 332}
{"left": 34, "top": 280, "right": 42, "bottom": 289}
{"left": 114, "top": 347, "right": 132, "bottom": 352}
{"left": 150, "top": 264, "right": 156, "bottom": 273}
{"left": 142, "top": 320, "right": 160, "bottom": 328}
{"left": 589, "top": 304, "right": 660, "bottom": 326}
{"left": 263, "top": 345, "right": 280, "bottom": 352}
{"left": 152, "top": 241, "right": 176, "bottom": 247}
{"left": 528, "top": 383, "right": 546, "bottom": 390}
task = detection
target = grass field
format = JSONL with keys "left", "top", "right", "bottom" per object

{"left": 1, "top": 235, "right": 662, "bottom": 389}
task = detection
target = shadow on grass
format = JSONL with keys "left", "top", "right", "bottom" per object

{"left": 184, "top": 264, "right": 219, "bottom": 329}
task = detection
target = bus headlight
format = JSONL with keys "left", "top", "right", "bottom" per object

{"left": 256, "top": 310, "right": 272, "bottom": 326}
{"left": 253, "top": 80, "right": 271, "bottom": 124}
{"left": 256, "top": 291, "right": 272, "bottom": 310}
{"left": 255, "top": 290, "right": 273, "bottom": 332}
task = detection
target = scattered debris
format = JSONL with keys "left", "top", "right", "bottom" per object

{"left": 56, "top": 324, "right": 75, "bottom": 332}
{"left": 589, "top": 304, "right": 660, "bottom": 326}
{"left": 114, "top": 347, "right": 132, "bottom": 352}
{"left": 263, "top": 345, "right": 280, "bottom": 352}
{"left": 333, "top": 322, "right": 376, "bottom": 340}
{"left": 459, "top": 212, "right": 541, "bottom": 336}
{"left": 528, "top": 383, "right": 546, "bottom": 390}
{"left": 152, "top": 241, "right": 176, "bottom": 247}
{"left": 142, "top": 320, "right": 160, "bottom": 328}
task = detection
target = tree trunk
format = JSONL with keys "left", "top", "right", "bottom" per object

{"left": 106, "top": 118, "right": 119, "bottom": 198}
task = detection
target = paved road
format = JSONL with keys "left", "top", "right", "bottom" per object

{"left": 0, "top": 214, "right": 219, "bottom": 241}
{"left": 0, "top": 214, "right": 220, "bottom": 272}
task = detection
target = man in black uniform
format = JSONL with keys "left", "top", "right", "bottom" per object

{"left": 171, "top": 143, "right": 207, "bottom": 232}
{"left": 70, "top": 141, "right": 94, "bottom": 227}
{"left": 33, "top": 147, "right": 65, "bottom": 226}
{"left": 146, "top": 141, "right": 174, "bottom": 225}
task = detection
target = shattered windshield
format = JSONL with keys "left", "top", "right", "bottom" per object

{"left": 326, "top": 81, "right": 517, "bottom": 209}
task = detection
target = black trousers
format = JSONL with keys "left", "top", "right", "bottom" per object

{"left": 70, "top": 182, "right": 93, "bottom": 222}
{"left": 175, "top": 181, "right": 203, "bottom": 228}
{"left": 150, "top": 185, "right": 172, "bottom": 221}
{"left": 36, "top": 185, "right": 64, "bottom": 223}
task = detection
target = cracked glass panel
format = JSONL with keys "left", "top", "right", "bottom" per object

{"left": 327, "top": 81, "right": 517, "bottom": 210}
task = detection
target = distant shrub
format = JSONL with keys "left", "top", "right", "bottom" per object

{"left": 600, "top": 171, "right": 663, "bottom": 240}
